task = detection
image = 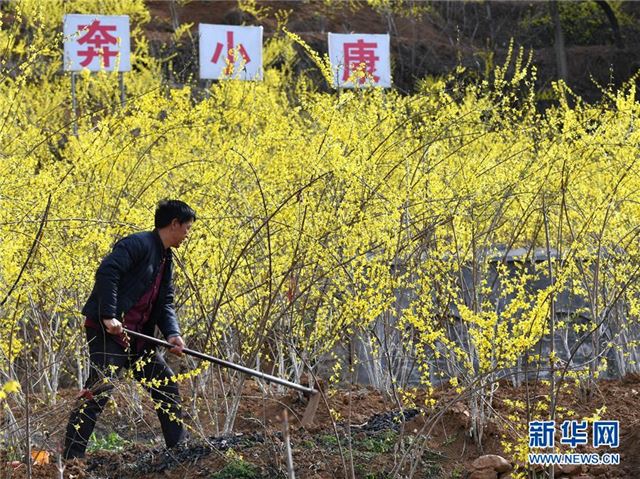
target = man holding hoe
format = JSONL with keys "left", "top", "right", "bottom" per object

{"left": 63, "top": 199, "right": 196, "bottom": 459}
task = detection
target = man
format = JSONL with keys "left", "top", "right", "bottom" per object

{"left": 63, "top": 199, "right": 196, "bottom": 459}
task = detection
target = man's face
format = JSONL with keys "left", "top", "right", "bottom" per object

{"left": 171, "top": 219, "right": 194, "bottom": 247}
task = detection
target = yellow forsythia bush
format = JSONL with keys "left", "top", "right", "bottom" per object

{"left": 0, "top": 2, "right": 639, "bottom": 417}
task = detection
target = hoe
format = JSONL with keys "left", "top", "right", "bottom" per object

{"left": 123, "top": 328, "right": 321, "bottom": 426}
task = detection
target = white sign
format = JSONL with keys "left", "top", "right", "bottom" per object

{"left": 199, "top": 24, "right": 263, "bottom": 80}
{"left": 63, "top": 15, "right": 130, "bottom": 72}
{"left": 328, "top": 33, "right": 391, "bottom": 88}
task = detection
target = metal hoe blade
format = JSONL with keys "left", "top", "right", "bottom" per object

{"left": 300, "top": 390, "right": 321, "bottom": 427}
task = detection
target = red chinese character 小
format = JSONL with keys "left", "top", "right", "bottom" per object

{"left": 211, "top": 31, "right": 251, "bottom": 75}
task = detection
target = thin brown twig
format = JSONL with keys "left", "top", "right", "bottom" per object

{"left": 0, "top": 194, "right": 51, "bottom": 307}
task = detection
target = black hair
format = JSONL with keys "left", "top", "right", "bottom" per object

{"left": 155, "top": 200, "right": 197, "bottom": 229}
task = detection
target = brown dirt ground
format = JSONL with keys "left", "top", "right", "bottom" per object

{"left": 3, "top": 5, "right": 640, "bottom": 476}
{"left": 1, "top": 373, "right": 639, "bottom": 478}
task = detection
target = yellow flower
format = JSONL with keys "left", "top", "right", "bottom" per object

{"left": 2, "top": 381, "right": 21, "bottom": 394}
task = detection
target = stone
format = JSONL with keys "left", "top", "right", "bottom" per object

{"left": 468, "top": 468, "right": 498, "bottom": 479}
{"left": 589, "top": 465, "right": 609, "bottom": 476}
{"left": 555, "top": 464, "right": 582, "bottom": 475}
{"left": 471, "top": 455, "right": 512, "bottom": 474}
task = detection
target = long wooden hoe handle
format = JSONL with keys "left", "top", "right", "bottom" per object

{"left": 124, "top": 328, "right": 315, "bottom": 394}
{"left": 123, "top": 328, "right": 321, "bottom": 425}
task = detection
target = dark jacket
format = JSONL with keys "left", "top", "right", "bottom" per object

{"left": 81, "top": 230, "right": 181, "bottom": 338}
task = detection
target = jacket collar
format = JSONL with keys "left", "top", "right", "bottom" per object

{"left": 152, "top": 229, "right": 170, "bottom": 254}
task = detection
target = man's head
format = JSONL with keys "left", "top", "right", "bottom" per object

{"left": 155, "top": 200, "right": 196, "bottom": 248}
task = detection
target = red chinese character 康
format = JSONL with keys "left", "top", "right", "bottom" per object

{"left": 343, "top": 39, "right": 380, "bottom": 84}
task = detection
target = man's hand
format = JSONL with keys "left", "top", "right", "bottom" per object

{"left": 167, "top": 335, "right": 185, "bottom": 356}
{"left": 103, "top": 318, "right": 123, "bottom": 335}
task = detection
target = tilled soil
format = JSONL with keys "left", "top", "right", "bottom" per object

{"left": 102, "top": 433, "right": 266, "bottom": 476}
{"left": 2, "top": 376, "right": 640, "bottom": 478}
{"left": 77, "top": 407, "right": 427, "bottom": 478}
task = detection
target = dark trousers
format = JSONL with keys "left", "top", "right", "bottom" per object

{"left": 63, "top": 328, "right": 185, "bottom": 459}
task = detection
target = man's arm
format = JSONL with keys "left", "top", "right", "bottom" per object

{"left": 162, "top": 273, "right": 184, "bottom": 355}
{"left": 156, "top": 256, "right": 183, "bottom": 354}
{"left": 94, "top": 236, "right": 143, "bottom": 334}
{"left": 166, "top": 334, "right": 185, "bottom": 356}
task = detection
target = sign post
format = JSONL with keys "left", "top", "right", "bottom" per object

{"left": 70, "top": 72, "right": 78, "bottom": 136}
{"left": 63, "top": 14, "right": 131, "bottom": 133}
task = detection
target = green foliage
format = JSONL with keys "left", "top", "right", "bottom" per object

{"left": 210, "top": 458, "right": 261, "bottom": 479}
{"left": 558, "top": 1, "right": 610, "bottom": 44}
{"left": 365, "top": 0, "right": 432, "bottom": 18}
{"left": 520, "top": 1, "right": 631, "bottom": 46}
{"left": 300, "top": 439, "right": 316, "bottom": 449}
{"left": 353, "top": 468, "right": 392, "bottom": 479}
{"left": 358, "top": 430, "right": 397, "bottom": 454}
{"left": 87, "top": 432, "right": 129, "bottom": 452}
{"left": 317, "top": 434, "right": 339, "bottom": 447}
{"left": 450, "top": 466, "right": 465, "bottom": 479}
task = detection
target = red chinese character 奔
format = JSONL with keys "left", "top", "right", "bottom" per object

{"left": 77, "top": 20, "right": 119, "bottom": 68}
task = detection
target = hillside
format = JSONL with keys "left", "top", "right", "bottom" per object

{"left": 145, "top": 0, "right": 640, "bottom": 101}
